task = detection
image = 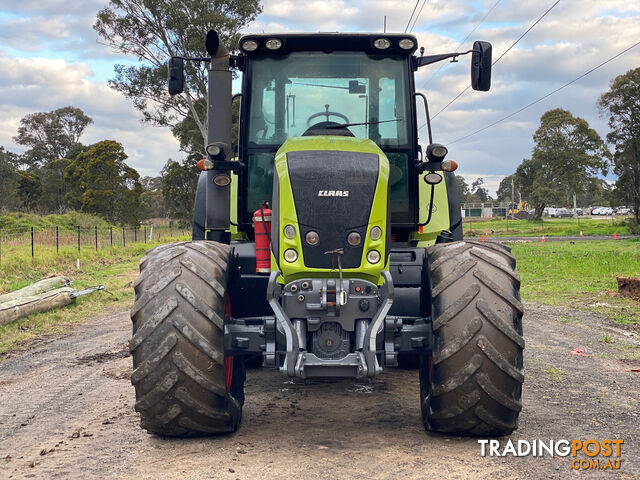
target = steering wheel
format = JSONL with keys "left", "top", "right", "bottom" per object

{"left": 307, "top": 104, "right": 349, "bottom": 126}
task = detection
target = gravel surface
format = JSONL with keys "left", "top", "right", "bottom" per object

{"left": 1, "top": 303, "right": 638, "bottom": 479}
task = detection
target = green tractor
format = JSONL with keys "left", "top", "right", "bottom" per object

{"left": 130, "top": 30, "right": 524, "bottom": 437}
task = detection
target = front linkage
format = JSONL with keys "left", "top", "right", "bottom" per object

{"left": 224, "top": 263, "right": 433, "bottom": 378}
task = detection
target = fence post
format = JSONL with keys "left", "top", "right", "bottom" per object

{"left": 134, "top": 226, "right": 137, "bottom": 243}
{"left": 77, "top": 225, "right": 81, "bottom": 252}
{"left": 31, "top": 226, "right": 34, "bottom": 258}
{"left": 122, "top": 227, "right": 126, "bottom": 247}
{"left": 144, "top": 226, "right": 147, "bottom": 244}
{"left": 110, "top": 226, "right": 113, "bottom": 247}
{"left": 56, "top": 226, "right": 59, "bottom": 254}
{"left": 95, "top": 226, "right": 98, "bottom": 251}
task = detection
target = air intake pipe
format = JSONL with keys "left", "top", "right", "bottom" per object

{"left": 198, "top": 30, "right": 232, "bottom": 242}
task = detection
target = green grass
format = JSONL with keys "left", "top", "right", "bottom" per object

{"left": 544, "top": 366, "right": 567, "bottom": 379}
{"left": 511, "top": 239, "right": 640, "bottom": 324}
{"left": 0, "top": 234, "right": 189, "bottom": 356}
{"left": 0, "top": 211, "right": 110, "bottom": 232}
{"left": 463, "top": 217, "right": 636, "bottom": 237}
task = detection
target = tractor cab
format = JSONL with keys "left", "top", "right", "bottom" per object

{"left": 236, "top": 34, "right": 419, "bottom": 230}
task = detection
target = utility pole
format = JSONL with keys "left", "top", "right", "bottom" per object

{"left": 511, "top": 178, "right": 515, "bottom": 220}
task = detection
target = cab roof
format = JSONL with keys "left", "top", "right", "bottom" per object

{"left": 237, "top": 33, "right": 418, "bottom": 56}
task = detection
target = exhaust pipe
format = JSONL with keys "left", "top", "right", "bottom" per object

{"left": 202, "top": 30, "right": 232, "bottom": 241}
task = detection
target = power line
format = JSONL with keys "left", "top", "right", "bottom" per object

{"left": 409, "top": 0, "right": 428, "bottom": 33}
{"left": 428, "top": 0, "right": 561, "bottom": 122}
{"left": 424, "top": 0, "right": 503, "bottom": 86}
{"left": 444, "top": 39, "right": 640, "bottom": 145}
{"left": 405, "top": 0, "right": 421, "bottom": 33}
{"left": 493, "top": 0, "right": 561, "bottom": 65}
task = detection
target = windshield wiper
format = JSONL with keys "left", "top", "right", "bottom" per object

{"left": 292, "top": 82, "right": 350, "bottom": 90}
{"left": 326, "top": 118, "right": 402, "bottom": 129}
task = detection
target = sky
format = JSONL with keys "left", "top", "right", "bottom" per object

{"left": 0, "top": 0, "right": 639, "bottom": 195}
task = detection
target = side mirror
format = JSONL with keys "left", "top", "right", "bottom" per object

{"left": 471, "top": 41, "right": 492, "bottom": 91}
{"left": 167, "top": 57, "right": 185, "bottom": 96}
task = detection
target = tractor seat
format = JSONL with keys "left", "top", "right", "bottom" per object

{"left": 302, "top": 121, "right": 355, "bottom": 137}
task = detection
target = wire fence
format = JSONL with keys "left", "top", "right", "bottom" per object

{"left": 0, "top": 225, "right": 189, "bottom": 265}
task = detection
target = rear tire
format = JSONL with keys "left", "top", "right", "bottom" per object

{"left": 421, "top": 241, "right": 524, "bottom": 436}
{"left": 130, "top": 241, "right": 245, "bottom": 436}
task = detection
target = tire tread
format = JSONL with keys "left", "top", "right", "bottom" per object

{"left": 130, "top": 241, "right": 243, "bottom": 436}
{"left": 422, "top": 240, "right": 524, "bottom": 436}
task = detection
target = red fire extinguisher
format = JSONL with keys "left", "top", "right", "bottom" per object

{"left": 253, "top": 203, "right": 272, "bottom": 273}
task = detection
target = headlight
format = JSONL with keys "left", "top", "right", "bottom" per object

{"left": 241, "top": 40, "right": 259, "bottom": 52}
{"left": 206, "top": 143, "right": 222, "bottom": 156}
{"left": 347, "top": 232, "right": 361, "bottom": 246}
{"left": 399, "top": 38, "right": 415, "bottom": 50}
{"left": 373, "top": 38, "right": 391, "bottom": 49}
{"left": 284, "top": 249, "right": 298, "bottom": 262}
{"left": 265, "top": 38, "right": 283, "bottom": 50}
{"left": 426, "top": 143, "right": 448, "bottom": 161}
{"left": 305, "top": 231, "right": 319, "bottom": 245}
{"left": 213, "top": 174, "right": 231, "bottom": 186}
{"left": 423, "top": 172, "right": 443, "bottom": 185}
{"left": 433, "top": 145, "right": 448, "bottom": 158}
{"left": 367, "top": 250, "right": 381, "bottom": 264}
{"left": 284, "top": 224, "right": 296, "bottom": 239}
{"left": 370, "top": 226, "right": 382, "bottom": 241}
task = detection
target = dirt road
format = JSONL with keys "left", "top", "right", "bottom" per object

{"left": 1, "top": 303, "right": 638, "bottom": 479}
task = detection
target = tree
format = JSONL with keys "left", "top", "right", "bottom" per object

{"left": 94, "top": 0, "right": 262, "bottom": 153}
{"left": 515, "top": 109, "right": 608, "bottom": 219}
{"left": 598, "top": 67, "right": 640, "bottom": 223}
{"left": 139, "top": 175, "right": 166, "bottom": 219}
{"left": 65, "top": 140, "right": 142, "bottom": 224}
{"left": 16, "top": 171, "right": 43, "bottom": 210}
{"left": 455, "top": 175, "right": 470, "bottom": 203}
{"left": 39, "top": 158, "right": 72, "bottom": 213}
{"left": 577, "top": 178, "right": 611, "bottom": 208}
{"left": 0, "top": 148, "right": 20, "bottom": 211}
{"left": 496, "top": 174, "right": 516, "bottom": 203}
{"left": 140, "top": 176, "right": 162, "bottom": 191}
{"left": 470, "top": 177, "right": 489, "bottom": 203}
{"left": 161, "top": 158, "right": 199, "bottom": 221}
{"left": 13, "top": 107, "right": 92, "bottom": 167}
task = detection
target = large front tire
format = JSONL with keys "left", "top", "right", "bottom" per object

{"left": 421, "top": 241, "right": 524, "bottom": 436}
{"left": 130, "top": 241, "right": 245, "bottom": 436}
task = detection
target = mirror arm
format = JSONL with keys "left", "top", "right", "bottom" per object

{"left": 415, "top": 49, "right": 475, "bottom": 68}
{"left": 175, "top": 56, "right": 211, "bottom": 63}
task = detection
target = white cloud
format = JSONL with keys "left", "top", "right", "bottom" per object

{"left": 0, "top": 54, "right": 181, "bottom": 177}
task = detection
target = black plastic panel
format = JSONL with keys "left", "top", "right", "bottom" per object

{"left": 389, "top": 248, "right": 425, "bottom": 287}
{"left": 228, "top": 273, "right": 270, "bottom": 318}
{"left": 287, "top": 150, "right": 379, "bottom": 269}
{"left": 388, "top": 287, "right": 421, "bottom": 316}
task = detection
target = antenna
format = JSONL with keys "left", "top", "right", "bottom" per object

{"left": 383, "top": 15, "right": 387, "bottom": 32}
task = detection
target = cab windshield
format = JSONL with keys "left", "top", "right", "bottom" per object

{"left": 247, "top": 52, "right": 409, "bottom": 146}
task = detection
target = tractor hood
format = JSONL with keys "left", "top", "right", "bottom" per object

{"left": 272, "top": 136, "right": 390, "bottom": 283}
